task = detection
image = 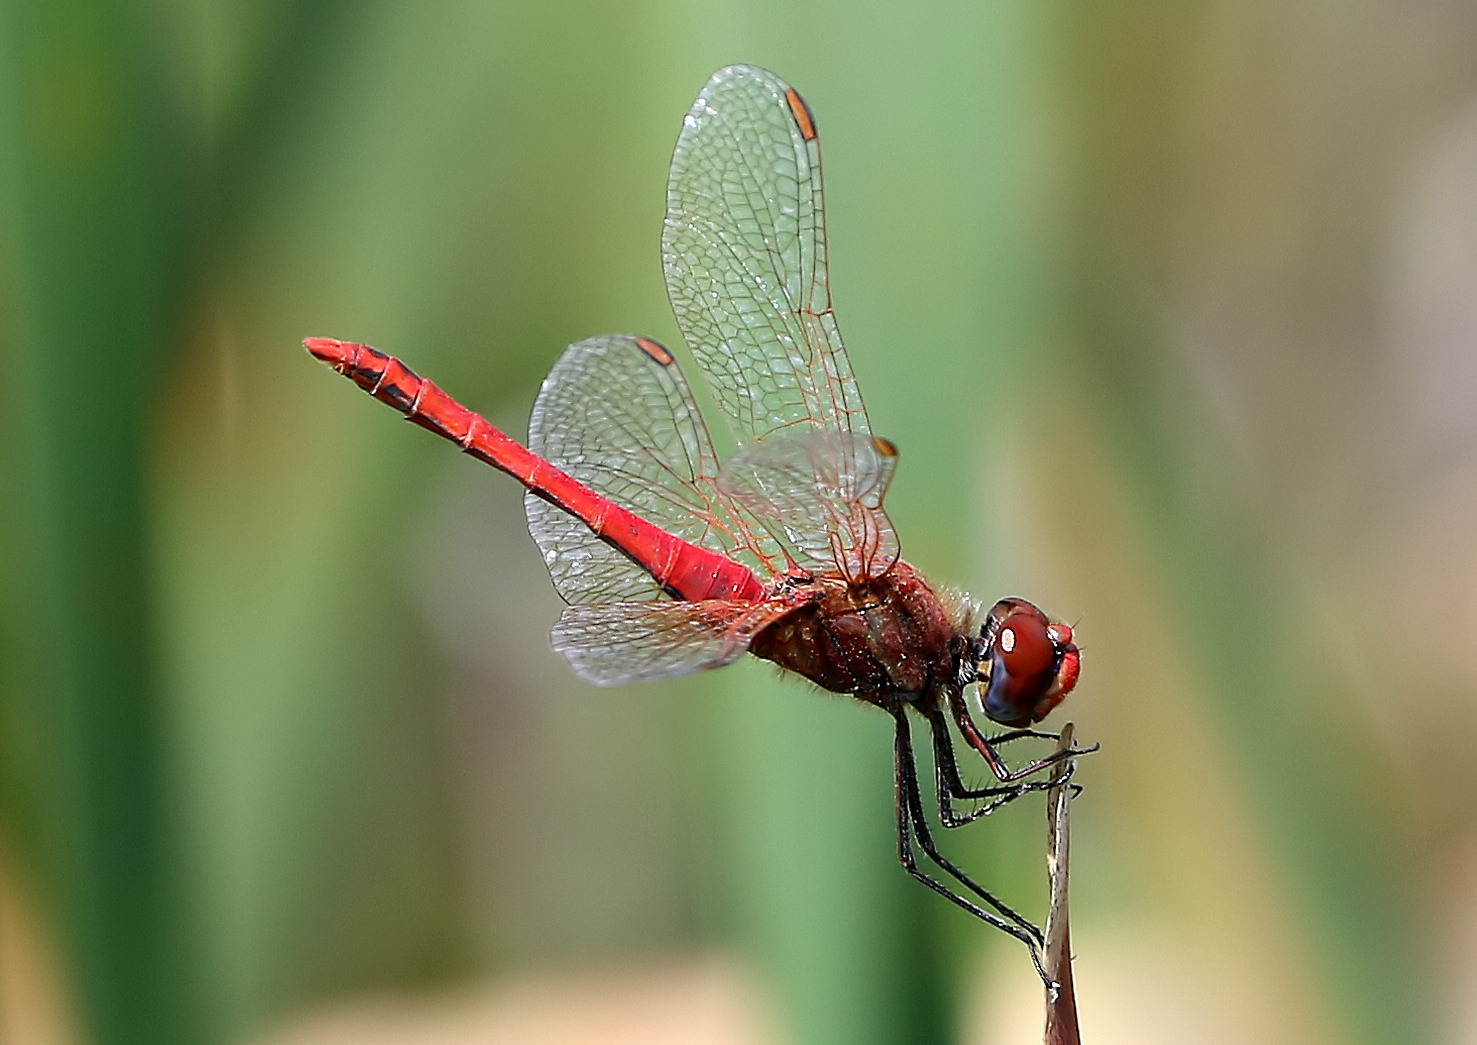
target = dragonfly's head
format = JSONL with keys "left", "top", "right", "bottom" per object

{"left": 973, "top": 598, "right": 1080, "bottom": 727}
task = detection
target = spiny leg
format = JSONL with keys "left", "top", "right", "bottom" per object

{"left": 921, "top": 703, "right": 1063, "bottom": 829}
{"left": 890, "top": 706, "right": 1048, "bottom": 973}
{"left": 947, "top": 686, "right": 1098, "bottom": 782}
{"left": 986, "top": 727, "right": 1067, "bottom": 746}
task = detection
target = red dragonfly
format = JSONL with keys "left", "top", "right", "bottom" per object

{"left": 308, "top": 65, "right": 1083, "bottom": 980}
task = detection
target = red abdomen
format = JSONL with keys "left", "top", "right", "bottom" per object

{"left": 305, "top": 338, "right": 766, "bottom": 603}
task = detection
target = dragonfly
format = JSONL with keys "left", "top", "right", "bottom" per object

{"left": 307, "top": 64, "right": 1084, "bottom": 981}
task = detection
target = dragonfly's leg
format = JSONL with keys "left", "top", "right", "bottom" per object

{"left": 986, "top": 727, "right": 1064, "bottom": 746}
{"left": 947, "top": 687, "right": 1099, "bottom": 783}
{"left": 921, "top": 704, "right": 1059, "bottom": 829}
{"left": 890, "top": 706, "right": 1048, "bottom": 969}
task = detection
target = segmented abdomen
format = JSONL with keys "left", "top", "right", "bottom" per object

{"left": 305, "top": 338, "right": 766, "bottom": 603}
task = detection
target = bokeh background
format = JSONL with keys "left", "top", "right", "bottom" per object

{"left": 3, "top": 2, "right": 1477, "bottom": 1043}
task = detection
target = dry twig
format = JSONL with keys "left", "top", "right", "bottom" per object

{"left": 1043, "top": 723, "right": 1081, "bottom": 1045}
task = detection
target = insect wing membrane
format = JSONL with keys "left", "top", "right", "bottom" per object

{"left": 526, "top": 334, "right": 773, "bottom": 602}
{"left": 552, "top": 600, "right": 790, "bottom": 685}
{"left": 718, "top": 429, "right": 900, "bottom": 580}
{"left": 663, "top": 65, "right": 872, "bottom": 447}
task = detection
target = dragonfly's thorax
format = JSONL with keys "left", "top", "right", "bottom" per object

{"left": 749, "top": 560, "right": 966, "bottom": 705}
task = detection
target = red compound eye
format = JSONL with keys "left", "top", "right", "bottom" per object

{"left": 979, "top": 602, "right": 1080, "bottom": 727}
{"left": 995, "top": 612, "right": 1053, "bottom": 679}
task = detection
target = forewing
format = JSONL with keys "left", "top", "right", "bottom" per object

{"left": 718, "top": 429, "right": 900, "bottom": 581}
{"left": 663, "top": 65, "right": 871, "bottom": 446}
{"left": 526, "top": 334, "right": 780, "bottom": 603}
{"left": 551, "top": 599, "right": 791, "bottom": 686}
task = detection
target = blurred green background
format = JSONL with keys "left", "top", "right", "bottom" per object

{"left": 3, "top": 1, "right": 1477, "bottom": 1043}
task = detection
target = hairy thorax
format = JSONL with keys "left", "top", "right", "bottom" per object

{"left": 749, "top": 560, "right": 966, "bottom": 704}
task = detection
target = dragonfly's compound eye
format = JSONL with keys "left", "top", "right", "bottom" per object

{"left": 996, "top": 613, "right": 1053, "bottom": 679}
{"left": 978, "top": 601, "right": 1080, "bottom": 727}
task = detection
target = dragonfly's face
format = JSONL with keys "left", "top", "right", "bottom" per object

{"left": 975, "top": 598, "right": 1080, "bottom": 727}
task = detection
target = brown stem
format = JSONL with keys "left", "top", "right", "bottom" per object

{"left": 1043, "top": 723, "right": 1081, "bottom": 1045}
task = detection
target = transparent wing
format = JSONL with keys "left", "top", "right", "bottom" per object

{"left": 663, "top": 64, "right": 871, "bottom": 446}
{"left": 663, "top": 66, "right": 901, "bottom": 578}
{"left": 551, "top": 599, "right": 792, "bottom": 686}
{"left": 525, "top": 334, "right": 783, "bottom": 603}
{"left": 718, "top": 430, "right": 900, "bottom": 581}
